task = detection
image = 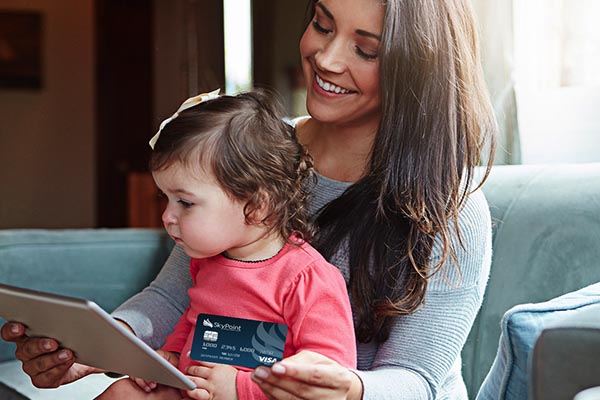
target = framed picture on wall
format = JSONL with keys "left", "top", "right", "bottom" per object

{"left": 0, "top": 11, "right": 43, "bottom": 89}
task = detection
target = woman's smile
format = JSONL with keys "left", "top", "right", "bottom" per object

{"left": 314, "top": 73, "right": 355, "bottom": 95}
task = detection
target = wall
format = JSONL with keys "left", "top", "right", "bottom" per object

{"left": 272, "top": 1, "right": 308, "bottom": 116}
{"left": 0, "top": 0, "right": 302, "bottom": 228}
{"left": 0, "top": 0, "right": 95, "bottom": 228}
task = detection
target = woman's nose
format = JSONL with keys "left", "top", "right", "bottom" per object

{"left": 315, "top": 38, "right": 346, "bottom": 74}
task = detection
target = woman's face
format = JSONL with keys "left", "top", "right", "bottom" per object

{"left": 300, "top": 0, "right": 384, "bottom": 128}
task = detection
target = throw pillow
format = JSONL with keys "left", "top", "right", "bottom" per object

{"left": 476, "top": 282, "right": 600, "bottom": 400}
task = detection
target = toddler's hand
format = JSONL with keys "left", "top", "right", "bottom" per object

{"left": 129, "top": 375, "right": 157, "bottom": 393}
{"left": 129, "top": 350, "right": 180, "bottom": 393}
{"left": 185, "top": 361, "right": 238, "bottom": 400}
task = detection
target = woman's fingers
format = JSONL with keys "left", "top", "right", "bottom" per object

{"left": 16, "top": 337, "right": 76, "bottom": 388}
{"left": 277, "top": 362, "right": 354, "bottom": 388}
{"left": 2, "top": 322, "right": 96, "bottom": 389}
{"left": 21, "top": 348, "right": 72, "bottom": 376}
{"left": 28, "top": 360, "right": 75, "bottom": 388}
{"left": 1, "top": 322, "right": 26, "bottom": 342}
{"left": 3, "top": 322, "right": 64, "bottom": 365}
{"left": 16, "top": 337, "right": 63, "bottom": 361}
{"left": 251, "top": 351, "right": 362, "bottom": 400}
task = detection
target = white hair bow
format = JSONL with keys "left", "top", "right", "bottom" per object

{"left": 149, "top": 89, "right": 221, "bottom": 149}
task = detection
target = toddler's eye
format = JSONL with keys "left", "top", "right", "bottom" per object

{"left": 177, "top": 199, "right": 194, "bottom": 208}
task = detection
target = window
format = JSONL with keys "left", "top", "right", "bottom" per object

{"left": 514, "top": 0, "right": 600, "bottom": 164}
{"left": 223, "top": 0, "right": 252, "bottom": 93}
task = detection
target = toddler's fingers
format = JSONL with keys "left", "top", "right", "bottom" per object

{"left": 129, "top": 375, "right": 157, "bottom": 392}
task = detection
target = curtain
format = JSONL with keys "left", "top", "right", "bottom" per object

{"left": 472, "top": 0, "right": 521, "bottom": 165}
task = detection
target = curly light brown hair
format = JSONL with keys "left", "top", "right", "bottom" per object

{"left": 149, "top": 90, "right": 315, "bottom": 242}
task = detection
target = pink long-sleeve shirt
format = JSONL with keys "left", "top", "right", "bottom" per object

{"left": 161, "top": 239, "right": 356, "bottom": 399}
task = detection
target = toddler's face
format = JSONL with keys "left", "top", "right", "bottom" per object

{"left": 152, "top": 162, "right": 260, "bottom": 260}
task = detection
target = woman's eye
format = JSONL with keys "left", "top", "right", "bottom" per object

{"left": 355, "top": 46, "right": 378, "bottom": 60}
{"left": 177, "top": 199, "right": 194, "bottom": 208}
{"left": 312, "top": 20, "right": 331, "bottom": 34}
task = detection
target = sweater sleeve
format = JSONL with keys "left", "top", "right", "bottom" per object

{"left": 111, "top": 244, "right": 193, "bottom": 349}
{"left": 161, "top": 306, "right": 193, "bottom": 354}
{"left": 236, "top": 258, "right": 357, "bottom": 399}
{"left": 354, "top": 190, "right": 492, "bottom": 400}
{"left": 162, "top": 259, "right": 202, "bottom": 353}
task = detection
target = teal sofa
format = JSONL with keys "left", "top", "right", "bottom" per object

{"left": 1, "top": 163, "right": 600, "bottom": 399}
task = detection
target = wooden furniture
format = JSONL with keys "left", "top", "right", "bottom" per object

{"left": 127, "top": 172, "right": 165, "bottom": 228}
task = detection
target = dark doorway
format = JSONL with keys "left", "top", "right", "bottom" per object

{"left": 95, "top": 0, "right": 154, "bottom": 227}
{"left": 95, "top": 0, "right": 225, "bottom": 227}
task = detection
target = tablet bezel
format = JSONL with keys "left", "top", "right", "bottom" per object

{"left": 0, "top": 283, "right": 195, "bottom": 390}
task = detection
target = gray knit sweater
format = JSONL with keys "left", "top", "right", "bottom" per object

{"left": 113, "top": 171, "right": 491, "bottom": 400}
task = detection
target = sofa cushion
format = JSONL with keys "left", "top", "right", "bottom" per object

{"left": 476, "top": 282, "right": 600, "bottom": 400}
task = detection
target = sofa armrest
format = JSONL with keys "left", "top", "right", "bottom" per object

{"left": 0, "top": 228, "right": 173, "bottom": 362}
{"left": 530, "top": 303, "right": 600, "bottom": 400}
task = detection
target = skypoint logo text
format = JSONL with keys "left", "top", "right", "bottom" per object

{"left": 214, "top": 321, "right": 242, "bottom": 332}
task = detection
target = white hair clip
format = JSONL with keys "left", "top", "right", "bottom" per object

{"left": 149, "top": 88, "right": 221, "bottom": 149}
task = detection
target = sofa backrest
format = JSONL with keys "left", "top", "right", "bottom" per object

{"left": 0, "top": 228, "right": 173, "bottom": 362}
{"left": 463, "top": 163, "right": 600, "bottom": 397}
{"left": 2, "top": 164, "right": 600, "bottom": 395}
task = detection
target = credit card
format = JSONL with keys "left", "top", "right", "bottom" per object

{"left": 190, "top": 314, "right": 288, "bottom": 369}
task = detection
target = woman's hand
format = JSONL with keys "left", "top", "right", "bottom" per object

{"left": 1, "top": 322, "right": 100, "bottom": 387}
{"left": 250, "top": 350, "right": 363, "bottom": 400}
{"left": 185, "top": 361, "right": 238, "bottom": 400}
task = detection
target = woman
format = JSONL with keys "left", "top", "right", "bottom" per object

{"left": 2, "top": 0, "right": 496, "bottom": 398}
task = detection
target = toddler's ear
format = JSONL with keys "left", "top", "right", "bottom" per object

{"left": 245, "top": 189, "right": 272, "bottom": 225}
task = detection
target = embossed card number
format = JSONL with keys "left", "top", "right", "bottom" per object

{"left": 190, "top": 314, "right": 288, "bottom": 369}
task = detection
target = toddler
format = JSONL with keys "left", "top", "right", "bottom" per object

{"left": 99, "top": 89, "right": 356, "bottom": 399}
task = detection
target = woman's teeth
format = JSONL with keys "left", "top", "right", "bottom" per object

{"left": 316, "top": 74, "right": 351, "bottom": 94}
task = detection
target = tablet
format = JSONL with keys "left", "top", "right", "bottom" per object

{"left": 0, "top": 283, "right": 195, "bottom": 390}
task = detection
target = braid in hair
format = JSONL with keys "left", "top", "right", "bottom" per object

{"left": 285, "top": 141, "right": 316, "bottom": 242}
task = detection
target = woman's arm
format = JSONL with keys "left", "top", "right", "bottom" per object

{"left": 252, "top": 190, "right": 492, "bottom": 400}
{"left": 356, "top": 190, "right": 491, "bottom": 399}
{"left": 112, "top": 244, "right": 193, "bottom": 349}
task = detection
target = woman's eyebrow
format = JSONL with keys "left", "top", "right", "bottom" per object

{"left": 356, "top": 29, "right": 381, "bottom": 41}
{"left": 316, "top": 2, "right": 334, "bottom": 20}
{"left": 317, "top": 3, "right": 381, "bottom": 41}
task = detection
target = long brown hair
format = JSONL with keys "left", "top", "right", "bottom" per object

{"left": 150, "top": 90, "right": 315, "bottom": 242}
{"left": 308, "top": 0, "right": 497, "bottom": 343}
